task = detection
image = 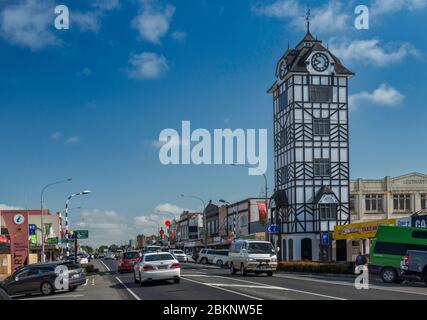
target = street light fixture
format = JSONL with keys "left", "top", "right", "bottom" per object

{"left": 180, "top": 194, "right": 207, "bottom": 248}
{"left": 40, "top": 178, "right": 72, "bottom": 262}
{"left": 64, "top": 190, "right": 91, "bottom": 260}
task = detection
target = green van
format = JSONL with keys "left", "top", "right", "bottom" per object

{"left": 369, "top": 225, "right": 427, "bottom": 283}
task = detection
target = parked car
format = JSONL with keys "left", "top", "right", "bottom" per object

{"left": 169, "top": 249, "right": 188, "bottom": 263}
{"left": 400, "top": 249, "right": 427, "bottom": 286}
{"left": 197, "top": 249, "right": 218, "bottom": 264}
{"left": 369, "top": 225, "right": 427, "bottom": 283}
{"left": 0, "top": 262, "right": 86, "bottom": 297}
{"left": 212, "top": 250, "right": 229, "bottom": 267}
{"left": 133, "top": 252, "right": 181, "bottom": 285}
{"left": 104, "top": 252, "right": 116, "bottom": 260}
{"left": 0, "top": 287, "right": 11, "bottom": 300}
{"left": 118, "top": 251, "right": 141, "bottom": 274}
{"left": 229, "top": 240, "right": 278, "bottom": 276}
{"left": 77, "top": 254, "right": 89, "bottom": 266}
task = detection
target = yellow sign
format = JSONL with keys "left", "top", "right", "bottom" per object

{"left": 334, "top": 219, "right": 396, "bottom": 240}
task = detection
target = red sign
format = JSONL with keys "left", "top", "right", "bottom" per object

{"left": 165, "top": 220, "right": 171, "bottom": 227}
{"left": 257, "top": 201, "right": 268, "bottom": 227}
{"left": 2, "top": 211, "right": 29, "bottom": 272}
{"left": 0, "top": 235, "right": 7, "bottom": 243}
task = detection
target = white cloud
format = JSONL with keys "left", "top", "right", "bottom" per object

{"left": 93, "top": 0, "right": 121, "bottom": 11}
{"left": 74, "top": 209, "right": 135, "bottom": 247}
{"left": 132, "top": 0, "right": 175, "bottom": 44}
{"left": 0, "top": 204, "right": 24, "bottom": 211}
{"left": 170, "top": 31, "right": 187, "bottom": 42}
{"left": 126, "top": 52, "right": 169, "bottom": 79}
{"left": 65, "top": 136, "right": 80, "bottom": 145}
{"left": 76, "top": 67, "right": 92, "bottom": 76}
{"left": 51, "top": 131, "right": 62, "bottom": 141}
{"left": 155, "top": 203, "right": 191, "bottom": 216}
{"left": 72, "top": 11, "right": 101, "bottom": 33}
{"left": 330, "top": 39, "right": 420, "bottom": 67}
{"left": 252, "top": 0, "right": 350, "bottom": 34}
{"left": 0, "top": 0, "right": 60, "bottom": 50}
{"left": 349, "top": 83, "right": 405, "bottom": 111}
{"left": 371, "top": 0, "right": 427, "bottom": 16}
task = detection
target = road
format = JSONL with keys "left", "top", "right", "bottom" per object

{"left": 15, "top": 259, "right": 427, "bottom": 300}
{"left": 99, "top": 259, "right": 427, "bottom": 300}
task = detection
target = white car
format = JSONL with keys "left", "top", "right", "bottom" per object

{"left": 78, "top": 256, "right": 89, "bottom": 265}
{"left": 134, "top": 252, "right": 181, "bottom": 285}
{"left": 170, "top": 250, "right": 188, "bottom": 263}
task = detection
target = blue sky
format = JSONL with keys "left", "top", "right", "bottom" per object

{"left": 0, "top": 0, "right": 426, "bottom": 246}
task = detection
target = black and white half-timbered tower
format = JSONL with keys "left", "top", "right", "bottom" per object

{"left": 268, "top": 22, "right": 354, "bottom": 261}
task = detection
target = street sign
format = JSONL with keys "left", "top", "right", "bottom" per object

{"left": 74, "top": 230, "right": 89, "bottom": 239}
{"left": 321, "top": 233, "right": 329, "bottom": 245}
{"left": 266, "top": 224, "right": 279, "bottom": 233}
{"left": 29, "top": 224, "right": 36, "bottom": 236}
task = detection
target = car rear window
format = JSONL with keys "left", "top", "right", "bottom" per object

{"left": 61, "top": 262, "right": 81, "bottom": 270}
{"left": 173, "top": 250, "right": 184, "bottom": 254}
{"left": 123, "top": 252, "right": 139, "bottom": 259}
{"left": 145, "top": 254, "right": 175, "bottom": 262}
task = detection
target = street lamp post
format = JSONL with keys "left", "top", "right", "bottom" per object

{"left": 180, "top": 194, "right": 207, "bottom": 248}
{"left": 40, "top": 178, "right": 72, "bottom": 263}
{"left": 64, "top": 190, "right": 91, "bottom": 260}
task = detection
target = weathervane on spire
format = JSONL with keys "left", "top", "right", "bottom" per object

{"left": 306, "top": 8, "right": 311, "bottom": 33}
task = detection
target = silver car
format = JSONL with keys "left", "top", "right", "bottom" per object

{"left": 170, "top": 250, "right": 188, "bottom": 262}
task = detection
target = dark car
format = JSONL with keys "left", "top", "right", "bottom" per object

{"left": 0, "top": 287, "right": 11, "bottom": 300}
{"left": 118, "top": 251, "right": 141, "bottom": 273}
{"left": 0, "top": 261, "right": 86, "bottom": 297}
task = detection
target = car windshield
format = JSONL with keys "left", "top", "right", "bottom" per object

{"left": 145, "top": 254, "right": 175, "bottom": 262}
{"left": 173, "top": 250, "right": 184, "bottom": 254}
{"left": 123, "top": 252, "right": 139, "bottom": 259}
{"left": 247, "top": 242, "right": 275, "bottom": 254}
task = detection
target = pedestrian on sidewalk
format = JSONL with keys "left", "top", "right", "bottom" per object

{"left": 355, "top": 252, "right": 368, "bottom": 274}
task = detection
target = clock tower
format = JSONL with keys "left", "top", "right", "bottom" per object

{"left": 268, "top": 25, "right": 354, "bottom": 261}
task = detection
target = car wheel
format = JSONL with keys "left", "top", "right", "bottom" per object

{"left": 201, "top": 258, "right": 208, "bottom": 265}
{"left": 230, "top": 262, "right": 236, "bottom": 275}
{"left": 174, "top": 278, "right": 180, "bottom": 284}
{"left": 139, "top": 272, "right": 144, "bottom": 287}
{"left": 216, "top": 260, "right": 223, "bottom": 267}
{"left": 424, "top": 271, "right": 427, "bottom": 287}
{"left": 267, "top": 271, "right": 273, "bottom": 277}
{"left": 381, "top": 267, "right": 397, "bottom": 283}
{"left": 40, "top": 282, "right": 54, "bottom": 296}
{"left": 240, "top": 264, "right": 246, "bottom": 276}
{"left": 69, "top": 286, "right": 77, "bottom": 292}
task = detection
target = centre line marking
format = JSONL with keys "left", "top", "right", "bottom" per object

{"left": 184, "top": 274, "right": 346, "bottom": 300}
{"left": 99, "top": 259, "right": 111, "bottom": 271}
{"left": 181, "top": 276, "right": 263, "bottom": 300}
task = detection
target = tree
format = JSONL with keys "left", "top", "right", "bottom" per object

{"left": 109, "top": 244, "right": 118, "bottom": 252}
{"left": 97, "top": 245, "right": 109, "bottom": 253}
{"left": 81, "top": 245, "right": 93, "bottom": 254}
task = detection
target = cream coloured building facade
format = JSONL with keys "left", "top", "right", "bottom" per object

{"left": 350, "top": 172, "right": 427, "bottom": 222}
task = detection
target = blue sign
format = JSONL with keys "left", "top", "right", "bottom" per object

{"left": 321, "top": 233, "right": 329, "bottom": 245}
{"left": 266, "top": 224, "right": 279, "bottom": 233}
{"left": 29, "top": 224, "right": 36, "bottom": 236}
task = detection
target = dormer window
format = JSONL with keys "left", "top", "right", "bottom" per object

{"left": 304, "top": 42, "right": 313, "bottom": 47}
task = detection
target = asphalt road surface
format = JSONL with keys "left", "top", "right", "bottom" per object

{"left": 97, "top": 259, "right": 427, "bottom": 301}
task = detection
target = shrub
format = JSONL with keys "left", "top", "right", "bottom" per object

{"left": 277, "top": 260, "right": 354, "bottom": 274}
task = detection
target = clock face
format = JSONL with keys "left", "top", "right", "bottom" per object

{"left": 13, "top": 214, "right": 25, "bottom": 225}
{"left": 278, "top": 60, "right": 287, "bottom": 80}
{"left": 311, "top": 52, "right": 329, "bottom": 72}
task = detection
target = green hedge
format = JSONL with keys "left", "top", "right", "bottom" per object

{"left": 277, "top": 261, "right": 355, "bottom": 274}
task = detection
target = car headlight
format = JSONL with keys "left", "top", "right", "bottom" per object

{"left": 271, "top": 257, "right": 277, "bottom": 262}
{"left": 248, "top": 258, "right": 256, "bottom": 262}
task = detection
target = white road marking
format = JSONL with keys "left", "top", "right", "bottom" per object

{"left": 184, "top": 274, "right": 346, "bottom": 300}
{"left": 275, "top": 274, "right": 427, "bottom": 297}
{"left": 115, "top": 276, "right": 141, "bottom": 301}
{"left": 182, "top": 276, "right": 263, "bottom": 300}
{"left": 99, "top": 259, "right": 111, "bottom": 271}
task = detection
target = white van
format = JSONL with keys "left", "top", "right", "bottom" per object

{"left": 229, "top": 240, "right": 278, "bottom": 276}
